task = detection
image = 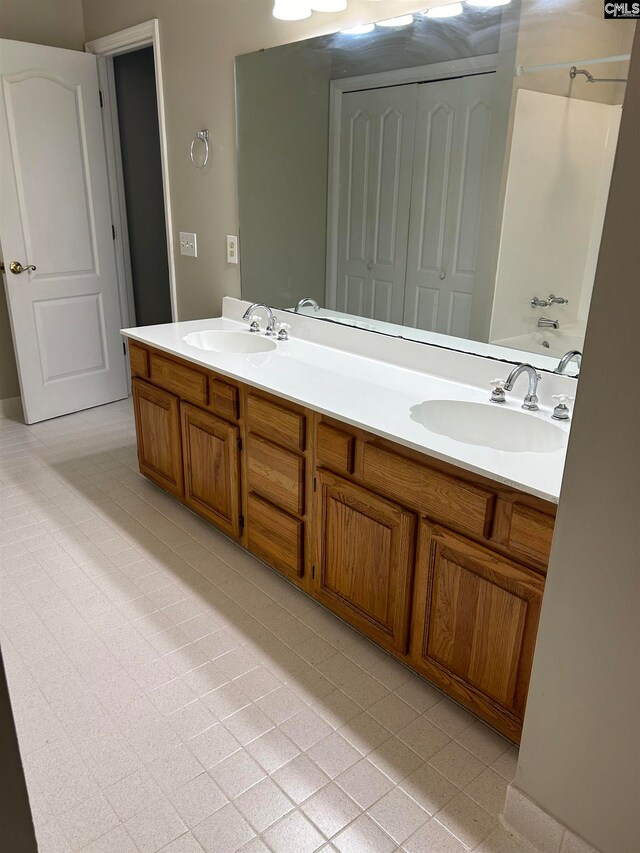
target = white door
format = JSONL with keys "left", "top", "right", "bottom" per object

{"left": 404, "top": 73, "right": 495, "bottom": 337}
{"left": 0, "top": 39, "right": 128, "bottom": 424}
{"left": 332, "top": 84, "right": 417, "bottom": 324}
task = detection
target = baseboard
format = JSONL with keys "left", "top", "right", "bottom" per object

{"left": 0, "top": 396, "right": 23, "bottom": 420}
{"left": 501, "top": 784, "right": 600, "bottom": 853}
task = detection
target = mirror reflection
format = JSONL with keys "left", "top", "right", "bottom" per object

{"left": 236, "top": 1, "right": 634, "bottom": 372}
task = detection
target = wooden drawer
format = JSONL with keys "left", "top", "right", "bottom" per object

{"left": 247, "top": 493, "right": 304, "bottom": 580}
{"left": 247, "top": 435, "right": 304, "bottom": 517}
{"left": 507, "top": 504, "right": 555, "bottom": 567}
{"left": 358, "top": 442, "right": 495, "bottom": 538}
{"left": 247, "top": 394, "right": 305, "bottom": 451}
{"left": 317, "top": 422, "right": 354, "bottom": 475}
{"left": 149, "top": 352, "right": 208, "bottom": 406}
{"left": 129, "top": 342, "right": 149, "bottom": 378}
{"left": 209, "top": 376, "right": 239, "bottom": 422}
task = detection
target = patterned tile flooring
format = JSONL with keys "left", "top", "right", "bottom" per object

{"left": 0, "top": 399, "right": 531, "bottom": 853}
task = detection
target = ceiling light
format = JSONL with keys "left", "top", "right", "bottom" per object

{"left": 424, "top": 3, "right": 463, "bottom": 18}
{"left": 466, "top": 0, "right": 511, "bottom": 7}
{"left": 376, "top": 14, "right": 415, "bottom": 27}
{"left": 272, "top": 0, "right": 311, "bottom": 21}
{"left": 310, "top": 0, "right": 347, "bottom": 10}
{"left": 341, "top": 23, "right": 375, "bottom": 34}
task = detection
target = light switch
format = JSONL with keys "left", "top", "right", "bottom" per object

{"left": 226, "top": 234, "right": 239, "bottom": 264}
{"left": 179, "top": 232, "right": 197, "bottom": 257}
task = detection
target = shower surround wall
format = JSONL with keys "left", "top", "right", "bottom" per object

{"left": 489, "top": 88, "right": 621, "bottom": 350}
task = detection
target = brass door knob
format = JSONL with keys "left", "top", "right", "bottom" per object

{"left": 9, "top": 261, "right": 37, "bottom": 274}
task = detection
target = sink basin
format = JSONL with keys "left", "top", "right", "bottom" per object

{"left": 183, "top": 330, "right": 277, "bottom": 354}
{"left": 410, "top": 400, "right": 566, "bottom": 453}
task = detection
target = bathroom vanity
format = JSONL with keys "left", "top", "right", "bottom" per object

{"left": 123, "top": 304, "right": 572, "bottom": 743}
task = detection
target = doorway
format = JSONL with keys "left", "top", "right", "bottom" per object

{"left": 112, "top": 47, "right": 171, "bottom": 326}
{"left": 86, "top": 20, "right": 177, "bottom": 331}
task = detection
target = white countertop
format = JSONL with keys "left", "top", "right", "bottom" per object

{"left": 122, "top": 314, "right": 570, "bottom": 503}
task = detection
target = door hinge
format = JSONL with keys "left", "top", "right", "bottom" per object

{"left": 311, "top": 565, "right": 316, "bottom": 579}
{"left": 112, "top": 224, "right": 116, "bottom": 240}
{"left": 122, "top": 341, "right": 127, "bottom": 356}
{"left": 237, "top": 437, "right": 243, "bottom": 452}
{"left": 313, "top": 476, "right": 317, "bottom": 492}
{"left": 239, "top": 514, "right": 245, "bottom": 531}
{"left": 99, "top": 89, "right": 103, "bottom": 108}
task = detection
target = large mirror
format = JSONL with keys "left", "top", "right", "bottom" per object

{"left": 236, "top": 1, "right": 634, "bottom": 373}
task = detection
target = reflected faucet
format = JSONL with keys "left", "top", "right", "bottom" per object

{"left": 491, "top": 363, "right": 541, "bottom": 411}
{"left": 242, "top": 303, "right": 277, "bottom": 336}
{"left": 294, "top": 297, "right": 320, "bottom": 313}
{"left": 555, "top": 350, "right": 582, "bottom": 376}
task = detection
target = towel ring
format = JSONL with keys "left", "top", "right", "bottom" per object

{"left": 190, "top": 129, "right": 209, "bottom": 168}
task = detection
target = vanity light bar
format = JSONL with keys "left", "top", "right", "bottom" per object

{"left": 278, "top": 0, "right": 512, "bottom": 26}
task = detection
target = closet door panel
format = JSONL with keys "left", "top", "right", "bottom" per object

{"left": 334, "top": 84, "right": 417, "bottom": 324}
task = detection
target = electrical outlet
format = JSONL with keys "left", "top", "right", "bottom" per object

{"left": 226, "top": 234, "right": 239, "bottom": 265}
{"left": 179, "top": 232, "right": 197, "bottom": 257}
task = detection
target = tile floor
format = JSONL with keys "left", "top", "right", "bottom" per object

{"left": 0, "top": 399, "right": 531, "bottom": 853}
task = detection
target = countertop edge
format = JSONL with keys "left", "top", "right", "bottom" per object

{"left": 122, "top": 327, "right": 561, "bottom": 505}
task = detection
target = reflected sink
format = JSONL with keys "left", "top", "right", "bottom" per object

{"left": 410, "top": 400, "right": 566, "bottom": 453}
{"left": 183, "top": 330, "right": 277, "bottom": 354}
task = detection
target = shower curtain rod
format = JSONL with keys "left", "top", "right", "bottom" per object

{"left": 516, "top": 53, "right": 630, "bottom": 76}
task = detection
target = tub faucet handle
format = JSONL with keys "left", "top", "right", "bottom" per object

{"left": 489, "top": 379, "right": 507, "bottom": 403}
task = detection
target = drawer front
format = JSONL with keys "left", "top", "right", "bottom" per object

{"left": 129, "top": 342, "right": 149, "bottom": 378}
{"left": 247, "top": 394, "right": 305, "bottom": 451}
{"left": 209, "top": 377, "right": 239, "bottom": 422}
{"left": 507, "top": 504, "right": 555, "bottom": 567}
{"left": 359, "top": 443, "right": 495, "bottom": 538}
{"left": 247, "top": 494, "right": 304, "bottom": 579}
{"left": 317, "top": 423, "right": 354, "bottom": 475}
{"left": 149, "top": 352, "right": 208, "bottom": 406}
{"left": 247, "top": 435, "right": 304, "bottom": 517}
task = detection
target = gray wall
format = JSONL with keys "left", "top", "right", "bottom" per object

{"left": 0, "top": 0, "right": 86, "bottom": 401}
{"left": 514, "top": 23, "right": 640, "bottom": 853}
{"left": 113, "top": 47, "right": 172, "bottom": 326}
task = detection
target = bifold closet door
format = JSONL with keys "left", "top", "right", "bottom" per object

{"left": 334, "top": 84, "right": 417, "bottom": 324}
{"left": 404, "top": 73, "right": 495, "bottom": 337}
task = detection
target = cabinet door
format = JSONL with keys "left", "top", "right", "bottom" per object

{"left": 180, "top": 402, "right": 241, "bottom": 538}
{"left": 132, "top": 378, "right": 183, "bottom": 497}
{"left": 315, "top": 471, "right": 416, "bottom": 654}
{"left": 411, "top": 522, "right": 544, "bottom": 737}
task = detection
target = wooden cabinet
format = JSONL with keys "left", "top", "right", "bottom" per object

{"left": 180, "top": 402, "right": 242, "bottom": 538}
{"left": 244, "top": 392, "right": 308, "bottom": 584}
{"left": 132, "top": 378, "right": 183, "bottom": 498}
{"left": 129, "top": 345, "right": 556, "bottom": 742}
{"left": 315, "top": 470, "right": 416, "bottom": 654}
{"left": 410, "top": 522, "right": 544, "bottom": 740}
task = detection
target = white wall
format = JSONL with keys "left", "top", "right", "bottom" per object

{"left": 511, "top": 24, "right": 640, "bottom": 853}
{"left": 490, "top": 89, "right": 620, "bottom": 345}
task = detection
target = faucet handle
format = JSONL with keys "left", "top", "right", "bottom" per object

{"left": 551, "top": 394, "right": 575, "bottom": 421}
{"left": 249, "top": 315, "right": 261, "bottom": 333}
{"left": 489, "top": 379, "right": 507, "bottom": 403}
{"left": 276, "top": 322, "right": 291, "bottom": 341}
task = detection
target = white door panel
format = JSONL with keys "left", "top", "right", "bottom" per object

{"left": 0, "top": 39, "right": 127, "bottom": 423}
{"left": 335, "top": 85, "right": 417, "bottom": 324}
{"left": 404, "top": 73, "right": 495, "bottom": 336}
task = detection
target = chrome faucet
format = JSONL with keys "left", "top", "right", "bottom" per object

{"left": 294, "top": 297, "right": 320, "bottom": 313}
{"left": 537, "top": 317, "right": 559, "bottom": 329}
{"left": 242, "top": 303, "right": 278, "bottom": 336}
{"left": 555, "top": 349, "right": 582, "bottom": 375}
{"left": 491, "top": 363, "right": 541, "bottom": 411}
